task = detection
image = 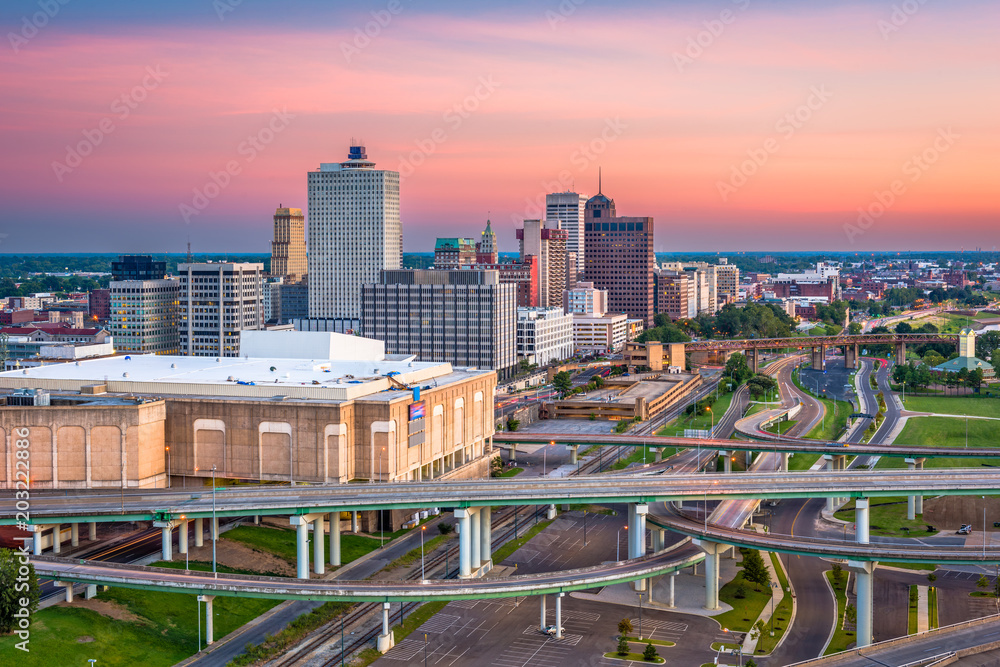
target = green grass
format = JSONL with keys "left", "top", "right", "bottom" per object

{"left": 0, "top": 561, "right": 279, "bottom": 667}
{"left": 223, "top": 524, "right": 384, "bottom": 567}
{"left": 764, "top": 419, "right": 798, "bottom": 435}
{"left": 623, "top": 636, "right": 675, "bottom": 646}
{"left": 880, "top": 561, "right": 937, "bottom": 571}
{"left": 609, "top": 447, "right": 652, "bottom": 470}
{"left": 834, "top": 497, "right": 938, "bottom": 538}
{"left": 228, "top": 601, "right": 353, "bottom": 666}
{"left": 792, "top": 369, "right": 851, "bottom": 440}
{"left": 499, "top": 466, "right": 524, "bottom": 477}
{"left": 877, "top": 417, "right": 1000, "bottom": 469}
{"left": 786, "top": 452, "right": 822, "bottom": 471}
{"left": 929, "top": 586, "right": 939, "bottom": 629}
{"left": 714, "top": 565, "right": 772, "bottom": 633}
{"left": 602, "top": 651, "right": 665, "bottom": 663}
{"left": 754, "top": 553, "right": 791, "bottom": 654}
{"left": 900, "top": 395, "right": 1000, "bottom": 419}
{"left": 679, "top": 389, "right": 737, "bottom": 433}
{"left": 908, "top": 585, "right": 918, "bottom": 634}
{"left": 824, "top": 569, "right": 855, "bottom": 655}
{"left": 711, "top": 641, "right": 740, "bottom": 651}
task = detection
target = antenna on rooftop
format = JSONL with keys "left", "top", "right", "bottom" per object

{"left": 186, "top": 237, "right": 192, "bottom": 263}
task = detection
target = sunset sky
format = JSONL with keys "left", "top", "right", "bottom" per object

{"left": 2, "top": 0, "right": 998, "bottom": 254}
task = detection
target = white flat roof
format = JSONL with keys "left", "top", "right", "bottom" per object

{"left": 0, "top": 354, "right": 490, "bottom": 402}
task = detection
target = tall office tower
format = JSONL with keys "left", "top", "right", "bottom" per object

{"left": 662, "top": 261, "right": 720, "bottom": 315}
{"left": 583, "top": 185, "right": 655, "bottom": 326}
{"left": 715, "top": 259, "right": 740, "bottom": 306}
{"left": 566, "top": 252, "right": 578, "bottom": 289}
{"left": 476, "top": 219, "right": 498, "bottom": 264}
{"left": 178, "top": 262, "right": 264, "bottom": 357}
{"left": 306, "top": 145, "right": 400, "bottom": 331}
{"left": 112, "top": 255, "right": 166, "bottom": 281}
{"left": 434, "top": 238, "right": 477, "bottom": 268}
{"left": 516, "top": 219, "right": 567, "bottom": 308}
{"left": 361, "top": 269, "right": 516, "bottom": 376}
{"left": 546, "top": 192, "right": 587, "bottom": 274}
{"left": 109, "top": 278, "right": 180, "bottom": 354}
{"left": 563, "top": 281, "right": 608, "bottom": 316}
{"left": 271, "top": 206, "right": 307, "bottom": 282}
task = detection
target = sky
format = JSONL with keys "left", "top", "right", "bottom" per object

{"left": 1, "top": 0, "right": 998, "bottom": 254}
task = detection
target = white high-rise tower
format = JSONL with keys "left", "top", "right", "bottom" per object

{"left": 306, "top": 145, "right": 401, "bottom": 330}
{"left": 546, "top": 191, "right": 587, "bottom": 274}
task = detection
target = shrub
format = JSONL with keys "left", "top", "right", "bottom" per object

{"left": 617, "top": 635, "right": 629, "bottom": 656}
{"left": 642, "top": 642, "right": 658, "bottom": 661}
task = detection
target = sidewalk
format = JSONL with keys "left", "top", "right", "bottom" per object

{"left": 740, "top": 541, "right": 787, "bottom": 656}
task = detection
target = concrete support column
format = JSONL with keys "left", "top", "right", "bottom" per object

{"left": 779, "top": 452, "right": 789, "bottom": 472}
{"left": 455, "top": 508, "right": 472, "bottom": 578}
{"left": 211, "top": 517, "right": 219, "bottom": 542}
{"left": 668, "top": 572, "right": 676, "bottom": 608}
{"left": 312, "top": 516, "right": 325, "bottom": 575}
{"left": 330, "top": 513, "right": 341, "bottom": 566}
{"left": 194, "top": 517, "right": 204, "bottom": 548}
{"left": 749, "top": 348, "right": 760, "bottom": 373}
{"left": 721, "top": 451, "right": 732, "bottom": 473}
{"left": 856, "top": 498, "right": 870, "bottom": 545}
{"left": 179, "top": 519, "right": 189, "bottom": 555}
{"left": 377, "top": 602, "right": 394, "bottom": 653}
{"left": 540, "top": 595, "right": 546, "bottom": 631}
{"left": 199, "top": 595, "right": 215, "bottom": 645}
{"left": 906, "top": 458, "right": 925, "bottom": 519}
{"left": 84, "top": 584, "right": 97, "bottom": 599}
{"left": 896, "top": 342, "right": 906, "bottom": 363}
{"left": 555, "top": 593, "right": 564, "bottom": 639}
{"left": 547, "top": 504, "right": 557, "bottom": 520}
{"left": 33, "top": 529, "right": 42, "bottom": 556}
{"left": 51, "top": 524, "right": 61, "bottom": 554}
{"left": 296, "top": 521, "right": 309, "bottom": 579}
{"left": 824, "top": 455, "right": 835, "bottom": 512}
{"left": 569, "top": 445, "right": 578, "bottom": 464}
{"left": 70, "top": 523, "right": 79, "bottom": 547}
{"left": 654, "top": 448, "right": 664, "bottom": 462}
{"left": 470, "top": 508, "right": 482, "bottom": 568}
{"left": 55, "top": 581, "right": 74, "bottom": 602}
{"left": 509, "top": 443, "right": 517, "bottom": 463}
{"left": 160, "top": 525, "right": 173, "bottom": 561}
{"left": 479, "top": 506, "right": 492, "bottom": 570}
{"left": 848, "top": 560, "right": 876, "bottom": 647}
{"left": 696, "top": 540, "right": 727, "bottom": 610}
{"left": 351, "top": 511, "right": 359, "bottom": 533}
{"left": 89, "top": 522, "right": 97, "bottom": 541}
{"left": 632, "top": 504, "right": 648, "bottom": 591}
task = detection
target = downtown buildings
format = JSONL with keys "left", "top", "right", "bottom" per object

{"left": 109, "top": 255, "right": 180, "bottom": 355}
{"left": 178, "top": 262, "right": 264, "bottom": 357}
{"left": 306, "top": 145, "right": 401, "bottom": 331}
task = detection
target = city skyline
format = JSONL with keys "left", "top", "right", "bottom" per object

{"left": 2, "top": 0, "right": 998, "bottom": 253}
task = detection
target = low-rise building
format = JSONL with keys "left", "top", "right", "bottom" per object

{"left": 516, "top": 307, "right": 573, "bottom": 366}
{"left": 572, "top": 313, "right": 628, "bottom": 354}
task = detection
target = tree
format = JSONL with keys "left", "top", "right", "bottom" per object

{"left": 741, "top": 549, "right": 771, "bottom": 591}
{"left": 0, "top": 548, "right": 40, "bottom": 635}
{"left": 831, "top": 563, "right": 845, "bottom": 585}
{"left": 747, "top": 374, "right": 777, "bottom": 400}
{"left": 848, "top": 321, "right": 863, "bottom": 335}
{"left": 642, "top": 641, "right": 658, "bottom": 662}
{"left": 617, "top": 634, "right": 629, "bottom": 656}
{"left": 618, "top": 617, "right": 633, "bottom": 636}
{"left": 506, "top": 417, "right": 520, "bottom": 432}
{"left": 593, "top": 375, "right": 605, "bottom": 389}
{"left": 746, "top": 659, "right": 758, "bottom": 667}
{"left": 725, "top": 352, "right": 754, "bottom": 386}
{"left": 927, "top": 572, "right": 937, "bottom": 584}
{"left": 977, "top": 574, "right": 989, "bottom": 591}
{"left": 553, "top": 371, "right": 572, "bottom": 395}
{"left": 845, "top": 603, "right": 857, "bottom": 629}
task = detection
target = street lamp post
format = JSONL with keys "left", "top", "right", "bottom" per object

{"left": 211, "top": 465, "right": 217, "bottom": 575}
{"left": 165, "top": 446, "right": 170, "bottom": 488}
{"left": 638, "top": 591, "right": 644, "bottom": 640}
{"left": 708, "top": 406, "right": 714, "bottom": 438}
{"left": 583, "top": 509, "right": 588, "bottom": 546}
{"left": 420, "top": 525, "right": 427, "bottom": 581}
{"left": 617, "top": 525, "right": 627, "bottom": 561}
{"left": 723, "top": 627, "right": 743, "bottom": 667}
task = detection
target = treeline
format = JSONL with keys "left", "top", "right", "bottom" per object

{"left": 865, "top": 286, "right": 988, "bottom": 315}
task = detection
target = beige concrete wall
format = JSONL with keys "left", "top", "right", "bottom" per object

{"left": 0, "top": 401, "right": 166, "bottom": 489}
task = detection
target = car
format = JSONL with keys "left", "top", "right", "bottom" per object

{"left": 543, "top": 625, "right": 564, "bottom": 636}
{"left": 957, "top": 524, "right": 973, "bottom": 535}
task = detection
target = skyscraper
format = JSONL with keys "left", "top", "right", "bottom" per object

{"left": 517, "top": 219, "right": 567, "bottom": 309}
{"left": 476, "top": 219, "right": 498, "bottom": 264}
{"left": 179, "top": 262, "right": 263, "bottom": 357}
{"left": 307, "top": 145, "right": 401, "bottom": 330}
{"left": 271, "top": 206, "right": 307, "bottom": 282}
{"left": 583, "top": 183, "right": 655, "bottom": 326}
{"left": 546, "top": 192, "right": 587, "bottom": 274}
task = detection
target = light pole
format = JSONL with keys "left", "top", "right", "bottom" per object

{"left": 617, "top": 525, "right": 627, "bottom": 561}
{"left": 544, "top": 441, "right": 554, "bottom": 476}
{"left": 723, "top": 627, "right": 743, "bottom": 667}
{"left": 708, "top": 406, "right": 714, "bottom": 438}
{"left": 211, "top": 465, "right": 217, "bottom": 575}
{"left": 638, "top": 591, "right": 644, "bottom": 640}
{"left": 88, "top": 660, "right": 96, "bottom": 667}
{"left": 770, "top": 581, "right": 779, "bottom": 636}
{"left": 420, "top": 525, "right": 427, "bottom": 581}
{"left": 197, "top": 597, "right": 202, "bottom": 652}
{"left": 165, "top": 445, "right": 170, "bottom": 488}
{"left": 966, "top": 415, "right": 969, "bottom": 448}
{"left": 181, "top": 514, "right": 189, "bottom": 571}
{"left": 583, "top": 509, "right": 588, "bottom": 546}
{"left": 424, "top": 632, "right": 428, "bottom": 667}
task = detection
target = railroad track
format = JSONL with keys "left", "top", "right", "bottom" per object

{"left": 268, "top": 504, "right": 547, "bottom": 667}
